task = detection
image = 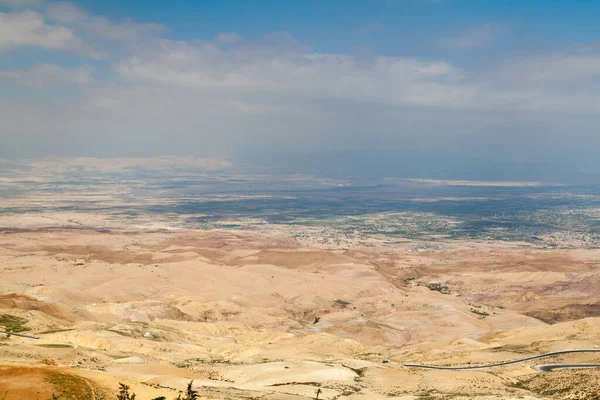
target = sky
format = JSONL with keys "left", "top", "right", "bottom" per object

{"left": 1, "top": 0, "right": 600, "bottom": 181}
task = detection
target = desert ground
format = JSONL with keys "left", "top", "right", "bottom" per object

{"left": 0, "top": 228, "right": 599, "bottom": 399}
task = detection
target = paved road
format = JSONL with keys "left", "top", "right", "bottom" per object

{"left": 0, "top": 330, "right": 39, "bottom": 339}
{"left": 404, "top": 349, "right": 600, "bottom": 370}
{"left": 531, "top": 363, "right": 600, "bottom": 372}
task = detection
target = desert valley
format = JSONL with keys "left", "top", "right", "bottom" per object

{"left": 4, "top": 0, "right": 600, "bottom": 397}
{"left": 1, "top": 160, "right": 599, "bottom": 399}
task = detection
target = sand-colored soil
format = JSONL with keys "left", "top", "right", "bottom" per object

{"left": 1, "top": 229, "right": 599, "bottom": 399}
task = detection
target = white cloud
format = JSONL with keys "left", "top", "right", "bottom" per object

{"left": 44, "top": 1, "right": 86, "bottom": 23}
{"left": 87, "top": 16, "right": 166, "bottom": 44}
{"left": 113, "top": 39, "right": 472, "bottom": 109}
{"left": 0, "top": 64, "right": 94, "bottom": 87}
{"left": 92, "top": 34, "right": 600, "bottom": 134}
{"left": 442, "top": 24, "right": 501, "bottom": 50}
{"left": 0, "top": 2, "right": 164, "bottom": 58}
{"left": 45, "top": 1, "right": 166, "bottom": 46}
{"left": 216, "top": 32, "right": 240, "bottom": 44}
{"left": 503, "top": 53, "right": 600, "bottom": 84}
{"left": 0, "top": 0, "right": 44, "bottom": 8}
{"left": 0, "top": 11, "right": 101, "bottom": 57}
{"left": 476, "top": 49, "right": 600, "bottom": 112}
{"left": 1, "top": 2, "right": 600, "bottom": 167}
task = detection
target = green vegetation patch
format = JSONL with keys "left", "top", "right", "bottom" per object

{"left": 0, "top": 314, "right": 31, "bottom": 333}
{"left": 36, "top": 344, "right": 73, "bottom": 349}
{"left": 421, "top": 283, "right": 450, "bottom": 294}
{"left": 470, "top": 308, "right": 490, "bottom": 317}
{"left": 39, "top": 328, "right": 75, "bottom": 335}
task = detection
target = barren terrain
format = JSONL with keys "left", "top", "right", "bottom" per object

{"left": 1, "top": 228, "right": 599, "bottom": 399}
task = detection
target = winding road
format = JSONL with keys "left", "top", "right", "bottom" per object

{"left": 404, "top": 349, "right": 600, "bottom": 371}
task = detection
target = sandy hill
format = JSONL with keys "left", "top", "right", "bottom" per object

{"left": 0, "top": 229, "right": 599, "bottom": 399}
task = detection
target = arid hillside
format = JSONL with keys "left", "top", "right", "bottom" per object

{"left": 1, "top": 229, "right": 599, "bottom": 399}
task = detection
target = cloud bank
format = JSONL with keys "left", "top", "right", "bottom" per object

{"left": 1, "top": 1, "right": 599, "bottom": 181}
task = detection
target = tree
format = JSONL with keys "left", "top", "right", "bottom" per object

{"left": 175, "top": 381, "right": 198, "bottom": 400}
{"left": 117, "top": 383, "right": 136, "bottom": 400}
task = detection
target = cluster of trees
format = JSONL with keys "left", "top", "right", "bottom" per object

{"left": 117, "top": 381, "right": 199, "bottom": 400}
{"left": 47, "top": 379, "right": 325, "bottom": 400}
{"left": 44, "top": 381, "right": 199, "bottom": 400}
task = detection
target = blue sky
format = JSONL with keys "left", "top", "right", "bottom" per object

{"left": 1, "top": 0, "right": 600, "bottom": 181}
{"left": 76, "top": 0, "right": 600, "bottom": 55}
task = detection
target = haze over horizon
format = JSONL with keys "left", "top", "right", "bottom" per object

{"left": 2, "top": 0, "right": 600, "bottom": 181}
